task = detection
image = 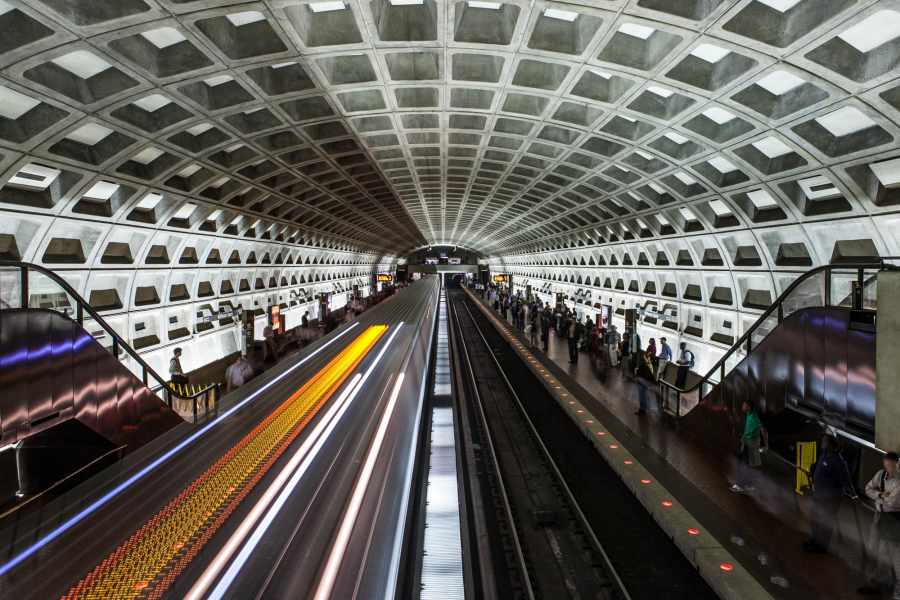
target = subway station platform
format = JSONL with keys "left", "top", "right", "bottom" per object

{"left": 465, "top": 286, "right": 890, "bottom": 600}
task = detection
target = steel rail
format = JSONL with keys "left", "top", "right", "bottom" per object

{"left": 452, "top": 289, "right": 632, "bottom": 600}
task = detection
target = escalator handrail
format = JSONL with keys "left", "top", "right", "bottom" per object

{"left": 0, "top": 260, "right": 215, "bottom": 402}
{"left": 658, "top": 261, "right": 897, "bottom": 397}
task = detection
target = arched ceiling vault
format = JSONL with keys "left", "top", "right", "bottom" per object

{"left": 0, "top": 0, "right": 899, "bottom": 265}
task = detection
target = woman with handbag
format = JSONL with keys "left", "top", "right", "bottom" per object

{"left": 859, "top": 452, "right": 900, "bottom": 595}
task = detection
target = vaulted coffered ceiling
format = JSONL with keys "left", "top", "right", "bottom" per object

{"left": 1, "top": 0, "right": 900, "bottom": 263}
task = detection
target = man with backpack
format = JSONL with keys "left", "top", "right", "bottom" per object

{"left": 859, "top": 452, "right": 900, "bottom": 595}
{"left": 675, "top": 342, "right": 694, "bottom": 389}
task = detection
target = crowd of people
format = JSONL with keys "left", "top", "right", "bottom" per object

{"left": 477, "top": 280, "right": 900, "bottom": 597}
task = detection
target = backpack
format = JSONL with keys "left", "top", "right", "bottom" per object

{"left": 684, "top": 350, "right": 695, "bottom": 369}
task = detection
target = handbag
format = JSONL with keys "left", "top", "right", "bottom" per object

{"left": 877, "top": 471, "right": 900, "bottom": 542}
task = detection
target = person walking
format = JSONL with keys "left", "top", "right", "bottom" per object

{"left": 169, "top": 347, "right": 189, "bottom": 387}
{"left": 803, "top": 434, "right": 855, "bottom": 553}
{"left": 859, "top": 452, "right": 900, "bottom": 595}
{"left": 618, "top": 333, "right": 631, "bottom": 381}
{"left": 674, "top": 342, "right": 694, "bottom": 389}
{"left": 566, "top": 316, "right": 582, "bottom": 364}
{"left": 529, "top": 309, "right": 539, "bottom": 347}
{"left": 634, "top": 352, "right": 655, "bottom": 416}
{"left": 658, "top": 337, "right": 673, "bottom": 380}
{"left": 226, "top": 355, "right": 251, "bottom": 393}
{"left": 730, "top": 400, "right": 769, "bottom": 492}
{"left": 608, "top": 325, "right": 621, "bottom": 367}
{"left": 646, "top": 338, "right": 658, "bottom": 369}
{"left": 518, "top": 302, "right": 526, "bottom": 332}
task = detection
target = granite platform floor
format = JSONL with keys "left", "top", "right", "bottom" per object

{"left": 470, "top": 288, "right": 895, "bottom": 600}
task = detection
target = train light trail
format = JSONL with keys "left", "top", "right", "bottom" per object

{"left": 0, "top": 324, "right": 360, "bottom": 579}
{"left": 63, "top": 326, "right": 386, "bottom": 600}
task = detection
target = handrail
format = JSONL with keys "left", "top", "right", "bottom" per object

{"left": 658, "top": 261, "right": 896, "bottom": 401}
{"left": 0, "top": 261, "right": 218, "bottom": 415}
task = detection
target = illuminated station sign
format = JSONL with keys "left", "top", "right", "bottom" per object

{"left": 377, "top": 274, "right": 393, "bottom": 282}
{"left": 493, "top": 275, "right": 508, "bottom": 283}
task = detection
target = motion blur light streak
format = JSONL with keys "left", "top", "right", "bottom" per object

{"left": 0, "top": 323, "right": 361, "bottom": 578}
{"left": 207, "top": 323, "right": 405, "bottom": 600}
{"left": 184, "top": 373, "right": 363, "bottom": 600}
{"left": 313, "top": 372, "right": 407, "bottom": 600}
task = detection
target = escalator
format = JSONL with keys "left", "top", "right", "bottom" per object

{"left": 657, "top": 262, "right": 894, "bottom": 456}
{"left": 0, "top": 262, "right": 216, "bottom": 498}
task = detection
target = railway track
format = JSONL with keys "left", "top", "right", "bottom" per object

{"left": 448, "top": 288, "right": 626, "bottom": 600}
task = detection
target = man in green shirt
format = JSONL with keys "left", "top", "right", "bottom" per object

{"left": 730, "top": 400, "right": 769, "bottom": 492}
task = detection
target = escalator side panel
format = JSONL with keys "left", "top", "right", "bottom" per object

{"left": 804, "top": 309, "right": 825, "bottom": 415}
{"left": 51, "top": 315, "right": 76, "bottom": 418}
{"left": 73, "top": 329, "right": 99, "bottom": 435}
{"left": 27, "top": 310, "right": 54, "bottom": 426}
{"left": 734, "top": 355, "right": 748, "bottom": 418}
{"left": 0, "top": 311, "right": 30, "bottom": 440}
{"left": 746, "top": 337, "right": 766, "bottom": 416}
{"left": 846, "top": 329, "right": 876, "bottom": 437}
{"left": 823, "top": 310, "right": 849, "bottom": 431}
{"left": 784, "top": 311, "right": 808, "bottom": 413}
{"left": 763, "top": 324, "right": 787, "bottom": 417}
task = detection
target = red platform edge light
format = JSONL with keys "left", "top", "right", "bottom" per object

{"left": 587, "top": 420, "right": 593, "bottom": 423}
{"left": 597, "top": 431, "right": 605, "bottom": 435}
{"left": 641, "top": 479, "right": 651, "bottom": 484}
{"left": 610, "top": 444, "right": 618, "bottom": 449}
{"left": 624, "top": 460, "right": 633, "bottom": 465}
{"left": 688, "top": 529, "right": 700, "bottom": 535}
{"left": 720, "top": 564, "right": 734, "bottom": 571}
{"left": 662, "top": 501, "right": 673, "bottom": 507}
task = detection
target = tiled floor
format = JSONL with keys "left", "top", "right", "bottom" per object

{"left": 470, "top": 289, "right": 896, "bottom": 600}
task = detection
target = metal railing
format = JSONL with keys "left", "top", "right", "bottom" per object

{"left": 657, "top": 262, "right": 896, "bottom": 415}
{"left": 0, "top": 261, "right": 218, "bottom": 421}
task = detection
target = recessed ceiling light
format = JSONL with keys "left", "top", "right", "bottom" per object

{"left": 137, "top": 193, "right": 163, "bottom": 209}
{"left": 752, "top": 137, "right": 793, "bottom": 158}
{"left": 708, "top": 157, "right": 738, "bottom": 173}
{"left": 272, "top": 62, "right": 298, "bottom": 69}
{"left": 815, "top": 106, "right": 876, "bottom": 137}
{"left": 755, "top": 70, "right": 805, "bottom": 96}
{"left": 619, "top": 115, "right": 636, "bottom": 123}
{"left": 140, "top": 27, "right": 186, "bottom": 49}
{"left": 618, "top": 23, "right": 655, "bottom": 40}
{"left": 679, "top": 207, "right": 696, "bottom": 221}
{"left": 468, "top": 1, "right": 501, "bottom": 8}
{"left": 674, "top": 172, "right": 697, "bottom": 185}
{"left": 655, "top": 214, "right": 669, "bottom": 225}
{"left": 207, "top": 209, "right": 223, "bottom": 220}
{"left": 648, "top": 182, "right": 666, "bottom": 194}
{"left": 0, "top": 1, "right": 15, "bottom": 17}
{"left": 798, "top": 175, "right": 841, "bottom": 200}
{"left": 8, "top": 164, "right": 61, "bottom": 191}
{"left": 635, "top": 150, "right": 653, "bottom": 160}
{"left": 664, "top": 132, "right": 689, "bottom": 145}
{"left": 84, "top": 181, "right": 120, "bottom": 201}
{"left": 747, "top": 189, "right": 778, "bottom": 208}
{"left": 544, "top": 8, "right": 578, "bottom": 21}
{"left": 709, "top": 199, "right": 732, "bottom": 215}
{"left": 702, "top": 107, "right": 736, "bottom": 125}
{"left": 173, "top": 203, "right": 197, "bottom": 219}
{"left": 66, "top": 123, "right": 114, "bottom": 146}
{"left": 755, "top": 0, "right": 802, "bottom": 13}
{"left": 51, "top": 51, "right": 111, "bottom": 79}
{"left": 690, "top": 44, "right": 730, "bottom": 63}
{"left": 838, "top": 10, "right": 900, "bottom": 53}
{"left": 225, "top": 11, "right": 266, "bottom": 26}
{"left": 187, "top": 123, "right": 214, "bottom": 136}
{"left": 647, "top": 86, "right": 673, "bottom": 98}
{"left": 177, "top": 164, "right": 202, "bottom": 178}
{"left": 588, "top": 69, "right": 612, "bottom": 79}
{"left": 870, "top": 158, "right": 900, "bottom": 189}
{"left": 133, "top": 94, "right": 172, "bottom": 113}
{"left": 389, "top": 0, "right": 423, "bottom": 4}
{"left": 204, "top": 75, "right": 233, "bottom": 87}
{"left": 0, "top": 86, "right": 40, "bottom": 120}
{"left": 131, "top": 147, "right": 164, "bottom": 165}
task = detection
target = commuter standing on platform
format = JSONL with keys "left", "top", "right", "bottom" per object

{"left": 529, "top": 308, "right": 539, "bottom": 347}
{"left": 541, "top": 309, "right": 550, "bottom": 352}
{"left": 646, "top": 338, "right": 658, "bottom": 369}
{"left": 658, "top": 337, "right": 673, "bottom": 379}
{"left": 226, "top": 355, "right": 251, "bottom": 393}
{"left": 803, "top": 434, "right": 855, "bottom": 554}
{"left": 608, "top": 325, "right": 620, "bottom": 366}
{"left": 730, "top": 400, "right": 769, "bottom": 492}
{"left": 859, "top": 452, "right": 900, "bottom": 595}
{"left": 618, "top": 333, "right": 631, "bottom": 381}
{"left": 567, "top": 316, "right": 582, "bottom": 364}
{"left": 634, "top": 352, "right": 655, "bottom": 416}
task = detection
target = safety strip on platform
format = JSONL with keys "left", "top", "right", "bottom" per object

{"left": 64, "top": 325, "right": 388, "bottom": 600}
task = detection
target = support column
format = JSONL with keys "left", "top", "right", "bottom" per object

{"left": 876, "top": 270, "right": 900, "bottom": 452}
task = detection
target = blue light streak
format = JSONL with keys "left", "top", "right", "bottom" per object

{"left": 0, "top": 323, "right": 360, "bottom": 577}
